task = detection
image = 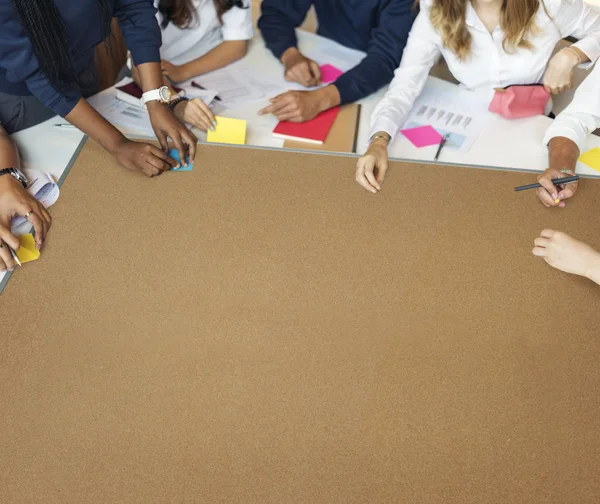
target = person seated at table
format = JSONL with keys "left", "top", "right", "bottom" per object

{"left": 257, "top": 0, "right": 416, "bottom": 123}
{"left": 0, "top": 0, "right": 196, "bottom": 177}
{"left": 130, "top": 0, "right": 253, "bottom": 132}
{"left": 0, "top": 124, "right": 51, "bottom": 271}
{"left": 532, "top": 229, "right": 600, "bottom": 286}
{"left": 355, "top": 0, "right": 600, "bottom": 193}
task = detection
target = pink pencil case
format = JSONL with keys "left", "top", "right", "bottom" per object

{"left": 488, "top": 84, "right": 550, "bottom": 119}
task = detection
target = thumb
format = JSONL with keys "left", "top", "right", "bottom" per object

{"left": 559, "top": 183, "right": 578, "bottom": 200}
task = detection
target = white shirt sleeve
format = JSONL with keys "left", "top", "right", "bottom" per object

{"left": 368, "top": 5, "right": 442, "bottom": 142}
{"left": 553, "top": 0, "right": 600, "bottom": 67}
{"left": 543, "top": 61, "right": 600, "bottom": 153}
{"left": 221, "top": 2, "right": 254, "bottom": 41}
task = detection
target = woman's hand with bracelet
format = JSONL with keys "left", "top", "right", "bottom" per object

{"left": 172, "top": 98, "right": 216, "bottom": 132}
{"left": 355, "top": 133, "right": 391, "bottom": 194}
{"left": 543, "top": 47, "right": 584, "bottom": 95}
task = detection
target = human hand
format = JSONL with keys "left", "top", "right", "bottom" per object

{"left": 174, "top": 98, "right": 216, "bottom": 132}
{"left": 258, "top": 90, "right": 325, "bottom": 122}
{"left": 161, "top": 60, "right": 190, "bottom": 84}
{"left": 543, "top": 48, "right": 580, "bottom": 95}
{"left": 111, "top": 139, "right": 179, "bottom": 177}
{"left": 536, "top": 168, "right": 578, "bottom": 208}
{"left": 355, "top": 138, "right": 390, "bottom": 194}
{"left": 532, "top": 229, "right": 600, "bottom": 280}
{"left": 147, "top": 102, "right": 197, "bottom": 167}
{"left": 281, "top": 48, "right": 321, "bottom": 87}
{"left": 0, "top": 173, "right": 51, "bottom": 261}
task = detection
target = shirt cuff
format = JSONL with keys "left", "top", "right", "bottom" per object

{"left": 50, "top": 93, "right": 81, "bottom": 118}
{"left": 543, "top": 120, "right": 588, "bottom": 155}
{"left": 130, "top": 45, "right": 161, "bottom": 67}
{"left": 369, "top": 116, "right": 401, "bottom": 144}
{"left": 572, "top": 40, "right": 600, "bottom": 69}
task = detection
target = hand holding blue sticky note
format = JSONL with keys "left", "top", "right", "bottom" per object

{"left": 168, "top": 149, "right": 193, "bottom": 171}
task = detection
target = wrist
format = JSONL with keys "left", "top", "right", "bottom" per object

{"left": 281, "top": 47, "right": 300, "bottom": 66}
{"left": 317, "top": 85, "right": 341, "bottom": 110}
{"left": 105, "top": 133, "right": 129, "bottom": 155}
{"left": 369, "top": 138, "right": 389, "bottom": 151}
{"left": 562, "top": 46, "right": 585, "bottom": 67}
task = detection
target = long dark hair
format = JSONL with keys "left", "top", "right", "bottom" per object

{"left": 10, "top": 0, "right": 112, "bottom": 91}
{"left": 158, "top": 0, "right": 247, "bottom": 29}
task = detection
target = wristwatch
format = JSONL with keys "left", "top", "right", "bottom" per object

{"left": 0, "top": 167, "right": 28, "bottom": 188}
{"left": 140, "top": 86, "right": 172, "bottom": 108}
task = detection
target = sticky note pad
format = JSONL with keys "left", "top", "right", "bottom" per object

{"left": 15, "top": 234, "right": 40, "bottom": 264}
{"left": 579, "top": 147, "right": 600, "bottom": 172}
{"left": 207, "top": 116, "right": 246, "bottom": 145}
{"left": 320, "top": 64, "right": 344, "bottom": 84}
{"left": 400, "top": 125, "right": 443, "bottom": 148}
{"left": 168, "top": 149, "right": 193, "bottom": 171}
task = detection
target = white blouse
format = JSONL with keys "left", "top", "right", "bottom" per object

{"left": 157, "top": 0, "right": 253, "bottom": 65}
{"left": 370, "top": 0, "right": 600, "bottom": 141}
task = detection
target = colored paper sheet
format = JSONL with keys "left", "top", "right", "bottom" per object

{"left": 579, "top": 147, "right": 600, "bottom": 173}
{"left": 207, "top": 116, "right": 247, "bottom": 145}
{"left": 15, "top": 234, "right": 40, "bottom": 264}
{"left": 400, "top": 125, "right": 443, "bottom": 148}
{"left": 168, "top": 149, "right": 193, "bottom": 171}
{"left": 320, "top": 64, "right": 344, "bottom": 84}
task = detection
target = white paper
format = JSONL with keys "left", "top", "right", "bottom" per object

{"left": 401, "top": 86, "right": 493, "bottom": 152}
{"left": 89, "top": 93, "right": 155, "bottom": 134}
{"left": 189, "top": 63, "right": 265, "bottom": 106}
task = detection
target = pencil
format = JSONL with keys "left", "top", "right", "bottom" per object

{"left": 514, "top": 175, "right": 580, "bottom": 192}
{"left": 434, "top": 134, "right": 448, "bottom": 161}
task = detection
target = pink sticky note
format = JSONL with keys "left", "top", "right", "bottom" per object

{"left": 320, "top": 64, "right": 344, "bottom": 84}
{"left": 400, "top": 125, "right": 443, "bottom": 148}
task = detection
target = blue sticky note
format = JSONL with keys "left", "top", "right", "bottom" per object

{"left": 168, "top": 148, "right": 193, "bottom": 171}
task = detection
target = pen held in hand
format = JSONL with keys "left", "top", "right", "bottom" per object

{"left": 5, "top": 242, "right": 21, "bottom": 267}
{"left": 514, "top": 175, "right": 580, "bottom": 192}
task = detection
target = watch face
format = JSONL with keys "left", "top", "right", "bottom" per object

{"left": 159, "top": 86, "right": 172, "bottom": 103}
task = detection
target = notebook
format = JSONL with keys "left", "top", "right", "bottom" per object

{"left": 273, "top": 107, "right": 341, "bottom": 145}
{"left": 283, "top": 104, "right": 361, "bottom": 153}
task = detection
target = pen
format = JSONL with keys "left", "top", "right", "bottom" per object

{"left": 514, "top": 175, "right": 580, "bottom": 192}
{"left": 5, "top": 242, "right": 21, "bottom": 267}
{"left": 434, "top": 134, "right": 448, "bottom": 161}
{"left": 191, "top": 81, "right": 222, "bottom": 101}
{"left": 54, "top": 123, "right": 77, "bottom": 129}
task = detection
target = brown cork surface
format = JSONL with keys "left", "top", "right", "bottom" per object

{"left": 2, "top": 140, "right": 600, "bottom": 504}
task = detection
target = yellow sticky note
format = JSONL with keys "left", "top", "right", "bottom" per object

{"left": 207, "top": 116, "right": 247, "bottom": 145}
{"left": 579, "top": 147, "right": 600, "bottom": 172}
{"left": 15, "top": 234, "right": 40, "bottom": 264}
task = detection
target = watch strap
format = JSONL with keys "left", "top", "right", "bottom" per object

{"left": 0, "top": 168, "right": 27, "bottom": 188}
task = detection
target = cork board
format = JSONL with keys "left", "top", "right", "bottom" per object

{"left": 2, "top": 141, "right": 600, "bottom": 504}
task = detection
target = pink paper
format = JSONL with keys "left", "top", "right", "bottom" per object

{"left": 400, "top": 125, "right": 443, "bottom": 148}
{"left": 320, "top": 64, "right": 344, "bottom": 84}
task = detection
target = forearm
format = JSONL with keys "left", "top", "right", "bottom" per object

{"left": 548, "top": 136, "right": 580, "bottom": 172}
{"left": 588, "top": 260, "right": 600, "bottom": 286}
{"left": 0, "top": 127, "right": 19, "bottom": 168}
{"left": 65, "top": 99, "right": 126, "bottom": 153}
{"left": 314, "top": 85, "right": 341, "bottom": 112}
{"left": 132, "top": 62, "right": 175, "bottom": 94}
{"left": 179, "top": 41, "right": 249, "bottom": 80}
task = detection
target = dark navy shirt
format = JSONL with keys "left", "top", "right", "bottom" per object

{"left": 258, "top": 0, "right": 416, "bottom": 104}
{"left": 0, "top": 0, "right": 161, "bottom": 117}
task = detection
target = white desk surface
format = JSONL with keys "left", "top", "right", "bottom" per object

{"left": 11, "top": 30, "right": 600, "bottom": 187}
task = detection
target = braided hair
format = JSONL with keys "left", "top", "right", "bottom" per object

{"left": 10, "top": 0, "right": 113, "bottom": 91}
{"left": 158, "top": 0, "right": 247, "bottom": 29}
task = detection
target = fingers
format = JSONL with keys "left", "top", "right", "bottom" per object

{"left": 536, "top": 187, "right": 556, "bottom": 208}
{"left": 155, "top": 130, "right": 169, "bottom": 152}
{"left": 375, "top": 157, "right": 389, "bottom": 184}
{"left": 192, "top": 99, "right": 216, "bottom": 125}
{"left": 259, "top": 95, "right": 293, "bottom": 116}
{"left": 536, "top": 175, "right": 559, "bottom": 207}
{"left": 558, "top": 182, "right": 578, "bottom": 200}
{"left": 532, "top": 246, "right": 548, "bottom": 258}
{"left": 355, "top": 157, "right": 379, "bottom": 194}
{"left": 540, "top": 229, "right": 555, "bottom": 239}
{"left": 309, "top": 60, "right": 322, "bottom": 85}
{"left": 17, "top": 204, "right": 45, "bottom": 248}
{"left": 0, "top": 241, "right": 15, "bottom": 271}
{"left": 148, "top": 145, "right": 176, "bottom": 170}
{"left": 182, "top": 129, "right": 197, "bottom": 165}
{"left": 534, "top": 237, "right": 550, "bottom": 248}
{"left": 0, "top": 226, "right": 20, "bottom": 251}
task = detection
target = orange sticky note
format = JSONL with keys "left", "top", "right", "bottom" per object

{"left": 15, "top": 234, "right": 40, "bottom": 264}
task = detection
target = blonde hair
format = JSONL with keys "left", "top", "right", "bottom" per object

{"left": 426, "top": 0, "right": 543, "bottom": 60}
